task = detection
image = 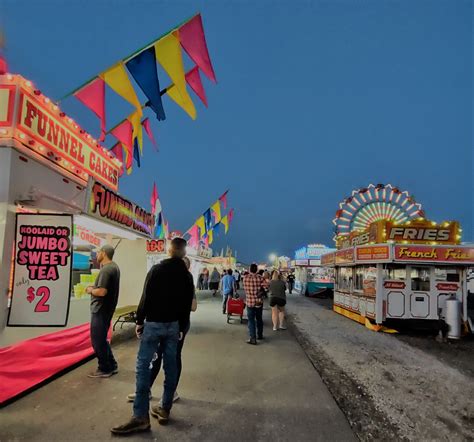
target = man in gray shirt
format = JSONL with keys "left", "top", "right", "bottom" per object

{"left": 86, "top": 244, "right": 121, "bottom": 378}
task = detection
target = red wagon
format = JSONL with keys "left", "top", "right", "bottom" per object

{"left": 226, "top": 298, "right": 245, "bottom": 324}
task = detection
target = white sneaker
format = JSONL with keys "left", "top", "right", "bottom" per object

{"left": 279, "top": 326, "right": 287, "bottom": 330}
{"left": 273, "top": 327, "right": 278, "bottom": 331}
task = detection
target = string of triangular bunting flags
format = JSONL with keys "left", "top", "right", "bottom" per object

{"left": 186, "top": 190, "right": 234, "bottom": 247}
{"left": 62, "top": 13, "right": 216, "bottom": 176}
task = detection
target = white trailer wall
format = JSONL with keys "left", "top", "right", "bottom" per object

{"left": 113, "top": 239, "right": 147, "bottom": 307}
{"left": 0, "top": 146, "right": 87, "bottom": 344}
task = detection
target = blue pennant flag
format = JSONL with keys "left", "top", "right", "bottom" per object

{"left": 126, "top": 47, "right": 166, "bottom": 121}
{"left": 133, "top": 139, "right": 141, "bottom": 167}
{"left": 204, "top": 209, "right": 213, "bottom": 231}
{"left": 155, "top": 212, "right": 163, "bottom": 238}
{"left": 213, "top": 222, "right": 221, "bottom": 235}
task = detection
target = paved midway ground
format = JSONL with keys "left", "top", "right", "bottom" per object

{"left": 287, "top": 295, "right": 474, "bottom": 441}
{"left": 2, "top": 291, "right": 355, "bottom": 442}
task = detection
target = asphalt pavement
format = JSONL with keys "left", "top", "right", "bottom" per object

{"left": 1, "top": 291, "right": 355, "bottom": 442}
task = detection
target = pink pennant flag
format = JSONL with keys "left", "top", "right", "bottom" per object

{"left": 141, "top": 118, "right": 158, "bottom": 151}
{"left": 0, "top": 55, "right": 8, "bottom": 75}
{"left": 185, "top": 66, "right": 208, "bottom": 107}
{"left": 150, "top": 182, "right": 158, "bottom": 214}
{"left": 187, "top": 225, "right": 199, "bottom": 247}
{"left": 111, "top": 119, "right": 133, "bottom": 171}
{"left": 110, "top": 142, "right": 124, "bottom": 176}
{"left": 178, "top": 14, "right": 217, "bottom": 83}
{"left": 203, "top": 235, "right": 209, "bottom": 248}
{"left": 219, "top": 190, "right": 229, "bottom": 209}
{"left": 74, "top": 78, "right": 106, "bottom": 141}
{"left": 228, "top": 208, "right": 234, "bottom": 223}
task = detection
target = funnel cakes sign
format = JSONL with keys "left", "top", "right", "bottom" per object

{"left": 0, "top": 75, "right": 120, "bottom": 190}
{"left": 87, "top": 179, "right": 156, "bottom": 238}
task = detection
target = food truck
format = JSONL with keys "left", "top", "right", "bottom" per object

{"left": 321, "top": 218, "right": 474, "bottom": 333}
{"left": 0, "top": 74, "right": 155, "bottom": 404}
{"left": 293, "top": 244, "right": 335, "bottom": 295}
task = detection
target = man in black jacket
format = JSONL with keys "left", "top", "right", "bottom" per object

{"left": 111, "top": 237, "right": 194, "bottom": 435}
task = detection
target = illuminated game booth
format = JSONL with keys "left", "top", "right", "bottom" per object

{"left": 293, "top": 244, "right": 335, "bottom": 295}
{"left": 321, "top": 184, "right": 474, "bottom": 335}
{"left": 0, "top": 75, "right": 155, "bottom": 404}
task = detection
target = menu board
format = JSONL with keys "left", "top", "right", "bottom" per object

{"left": 8, "top": 214, "right": 73, "bottom": 326}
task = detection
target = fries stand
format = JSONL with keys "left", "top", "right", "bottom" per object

{"left": 321, "top": 219, "right": 474, "bottom": 333}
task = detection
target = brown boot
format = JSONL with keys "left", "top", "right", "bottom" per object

{"left": 150, "top": 406, "right": 170, "bottom": 425}
{"left": 110, "top": 416, "right": 150, "bottom": 434}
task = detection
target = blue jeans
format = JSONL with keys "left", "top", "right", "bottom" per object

{"left": 133, "top": 321, "right": 179, "bottom": 418}
{"left": 90, "top": 309, "right": 117, "bottom": 373}
{"left": 247, "top": 306, "right": 263, "bottom": 340}
{"left": 149, "top": 326, "right": 188, "bottom": 388}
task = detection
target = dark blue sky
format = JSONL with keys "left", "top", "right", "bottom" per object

{"left": 2, "top": 0, "right": 472, "bottom": 262}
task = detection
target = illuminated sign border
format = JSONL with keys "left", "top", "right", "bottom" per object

{"left": 394, "top": 245, "right": 474, "bottom": 264}
{"left": 16, "top": 90, "right": 119, "bottom": 191}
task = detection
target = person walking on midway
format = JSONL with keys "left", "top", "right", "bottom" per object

{"left": 86, "top": 244, "right": 120, "bottom": 378}
{"left": 202, "top": 268, "right": 209, "bottom": 290}
{"left": 233, "top": 269, "right": 241, "bottom": 290}
{"left": 269, "top": 272, "right": 287, "bottom": 331}
{"left": 111, "top": 238, "right": 194, "bottom": 435}
{"left": 209, "top": 267, "right": 220, "bottom": 296}
{"left": 243, "top": 263, "right": 264, "bottom": 345}
{"left": 221, "top": 269, "right": 236, "bottom": 314}
{"left": 287, "top": 272, "right": 295, "bottom": 294}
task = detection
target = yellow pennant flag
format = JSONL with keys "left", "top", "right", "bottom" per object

{"left": 222, "top": 215, "right": 229, "bottom": 233}
{"left": 196, "top": 216, "right": 206, "bottom": 238}
{"left": 100, "top": 63, "right": 142, "bottom": 116}
{"left": 166, "top": 85, "right": 197, "bottom": 120}
{"left": 155, "top": 32, "right": 196, "bottom": 119}
{"left": 208, "top": 229, "right": 214, "bottom": 245}
{"left": 211, "top": 201, "right": 221, "bottom": 223}
{"left": 128, "top": 110, "right": 143, "bottom": 152}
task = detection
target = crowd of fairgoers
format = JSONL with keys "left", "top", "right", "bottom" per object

{"left": 86, "top": 239, "right": 297, "bottom": 436}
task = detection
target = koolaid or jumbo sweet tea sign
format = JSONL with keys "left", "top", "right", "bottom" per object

{"left": 8, "top": 214, "right": 73, "bottom": 326}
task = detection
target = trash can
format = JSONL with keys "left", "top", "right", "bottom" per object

{"left": 445, "top": 298, "right": 462, "bottom": 340}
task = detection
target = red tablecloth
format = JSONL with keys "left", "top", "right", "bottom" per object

{"left": 0, "top": 323, "right": 93, "bottom": 405}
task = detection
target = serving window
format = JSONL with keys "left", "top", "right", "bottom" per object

{"left": 434, "top": 267, "right": 460, "bottom": 283}
{"left": 337, "top": 267, "right": 353, "bottom": 292}
{"left": 410, "top": 266, "right": 431, "bottom": 291}
{"left": 383, "top": 264, "right": 406, "bottom": 281}
{"left": 353, "top": 265, "right": 377, "bottom": 296}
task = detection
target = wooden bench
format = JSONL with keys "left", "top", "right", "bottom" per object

{"left": 113, "top": 305, "right": 138, "bottom": 331}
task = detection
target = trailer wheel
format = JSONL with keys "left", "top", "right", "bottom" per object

{"left": 227, "top": 314, "right": 230, "bottom": 324}
{"left": 240, "top": 315, "right": 243, "bottom": 324}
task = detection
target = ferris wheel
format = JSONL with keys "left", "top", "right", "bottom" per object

{"left": 333, "top": 183, "right": 424, "bottom": 237}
